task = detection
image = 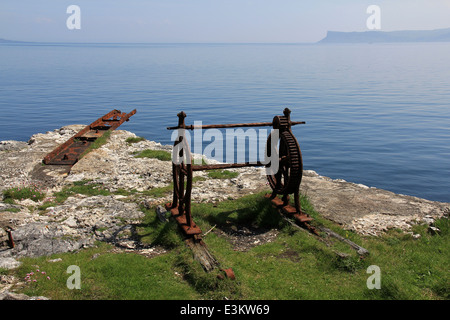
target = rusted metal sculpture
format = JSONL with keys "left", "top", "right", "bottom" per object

{"left": 43, "top": 109, "right": 136, "bottom": 166}
{"left": 166, "top": 108, "right": 311, "bottom": 239}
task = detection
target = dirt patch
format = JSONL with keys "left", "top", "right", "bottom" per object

{"left": 213, "top": 224, "right": 279, "bottom": 251}
{"left": 108, "top": 245, "right": 168, "bottom": 259}
{"left": 277, "top": 249, "right": 302, "bottom": 262}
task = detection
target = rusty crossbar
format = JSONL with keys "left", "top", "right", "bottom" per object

{"left": 43, "top": 109, "right": 136, "bottom": 166}
{"left": 167, "top": 121, "right": 305, "bottom": 130}
{"left": 191, "top": 161, "right": 266, "bottom": 171}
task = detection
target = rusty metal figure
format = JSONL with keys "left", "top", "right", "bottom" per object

{"left": 166, "top": 108, "right": 311, "bottom": 238}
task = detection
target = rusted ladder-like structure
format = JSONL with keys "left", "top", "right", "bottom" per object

{"left": 165, "top": 108, "right": 312, "bottom": 239}
{"left": 43, "top": 109, "right": 136, "bottom": 166}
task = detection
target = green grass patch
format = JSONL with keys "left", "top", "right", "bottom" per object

{"left": 113, "top": 188, "right": 136, "bottom": 196}
{"left": 125, "top": 136, "right": 146, "bottom": 144}
{"left": 134, "top": 149, "right": 172, "bottom": 161}
{"left": 141, "top": 184, "right": 174, "bottom": 199}
{"left": 3, "top": 185, "right": 46, "bottom": 203}
{"left": 12, "top": 242, "right": 201, "bottom": 300}
{"left": 191, "top": 192, "right": 284, "bottom": 229}
{"left": 64, "top": 180, "right": 111, "bottom": 197}
{"left": 360, "top": 218, "right": 450, "bottom": 300}
{"left": 38, "top": 180, "right": 111, "bottom": 210}
{"left": 141, "top": 177, "right": 206, "bottom": 199}
{"left": 207, "top": 169, "right": 239, "bottom": 179}
{"left": 79, "top": 130, "right": 112, "bottom": 159}
{"left": 136, "top": 205, "right": 184, "bottom": 249}
{"left": 195, "top": 157, "right": 239, "bottom": 180}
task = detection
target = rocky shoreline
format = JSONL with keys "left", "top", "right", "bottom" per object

{"left": 1, "top": 125, "right": 449, "bottom": 268}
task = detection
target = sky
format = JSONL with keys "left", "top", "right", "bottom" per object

{"left": 1, "top": 0, "right": 450, "bottom": 43}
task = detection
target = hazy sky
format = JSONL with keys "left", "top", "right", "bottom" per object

{"left": 1, "top": 0, "right": 450, "bottom": 43}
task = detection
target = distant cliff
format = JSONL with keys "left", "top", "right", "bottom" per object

{"left": 0, "top": 38, "right": 29, "bottom": 43}
{"left": 319, "top": 28, "right": 450, "bottom": 43}
{"left": 0, "top": 38, "right": 16, "bottom": 43}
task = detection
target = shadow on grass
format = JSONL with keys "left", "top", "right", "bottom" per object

{"left": 193, "top": 192, "right": 285, "bottom": 230}
{"left": 135, "top": 206, "right": 184, "bottom": 249}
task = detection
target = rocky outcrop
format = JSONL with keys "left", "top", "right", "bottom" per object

{"left": 301, "top": 170, "right": 450, "bottom": 236}
{"left": 2, "top": 194, "right": 145, "bottom": 258}
{"left": 1, "top": 125, "right": 449, "bottom": 265}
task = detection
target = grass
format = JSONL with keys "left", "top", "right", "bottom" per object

{"left": 360, "top": 219, "right": 450, "bottom": 300}
{"left": 38, "top": 180, "right": 111, "bottom": 210}
{"left": 12, "top": 242, "right": 200, "bottom": 300}
{"left": 125, "top": 136, "right": 146, "bottom": 144}
{"left": 195, "top": 157, "right": 240, "bottom": 180}
{"left": 37, "top": 176, "right": 208, "bottom": 211}
{"left": 141, "top": 184, "right": 174, "bottom": 198}
{"left": 140, "top": 176, "right": 207, "bottom": 199}
{"left": 37, "top": 176, "right": 208, "bottom": 210}
{"left": 207, "top": 169, "right": 239, "bottom": 179}
{"left": 134, "top": 149, "right": 172, "bottom": 161}
{"left": 3, "top": 185, "right": 46, "bottom": 204}
{"left": 79, "top": 130, "right": 112, "bottom": 159}
{"left": 5, "top": 191, "right": 449, "bottom": 300}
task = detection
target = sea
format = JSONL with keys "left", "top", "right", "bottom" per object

{"left": 0, "top": 42, "right": 449, "bottom": 202}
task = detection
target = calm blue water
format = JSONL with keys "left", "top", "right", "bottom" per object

{"left": 1, "top": 42, "right": 449, "bottom": 202}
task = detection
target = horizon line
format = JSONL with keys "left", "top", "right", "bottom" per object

{"left": 0, "top": 39, "right": 318, "bottom": 45}
{"left": 2, "top": 26, "right": 449, "bottom": 45}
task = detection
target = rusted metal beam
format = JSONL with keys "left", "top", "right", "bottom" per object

{"left": 267, "top": 194, "right": 313, "bottom": 223}
{"left": 167, "top": 121, "right": 305, "bottom": 130}
{"left": 192, "top": 161, "right": 266, "bottom": 171}
{"left": 43, "top": 109, "right": 136, "bottom": 166}
{"left": 168, "top": 206, "right": 202, "bottom": 236}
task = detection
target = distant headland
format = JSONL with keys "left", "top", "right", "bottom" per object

{"left": 319, "top": 27, "right": 450, "bottom": 44}
{"left": 0, "top": 38, "right": 29, "bottom": 43}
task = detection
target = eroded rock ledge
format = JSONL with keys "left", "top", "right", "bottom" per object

{"left": 1, "top": 125, "right": 449, "bottom": 262}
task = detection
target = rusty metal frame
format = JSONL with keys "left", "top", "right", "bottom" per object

{"left": 166, "top": 108, "right": 311, "bottom": 239}
{"left": 43, "top": 109, "right": 136, "bottom": 166}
